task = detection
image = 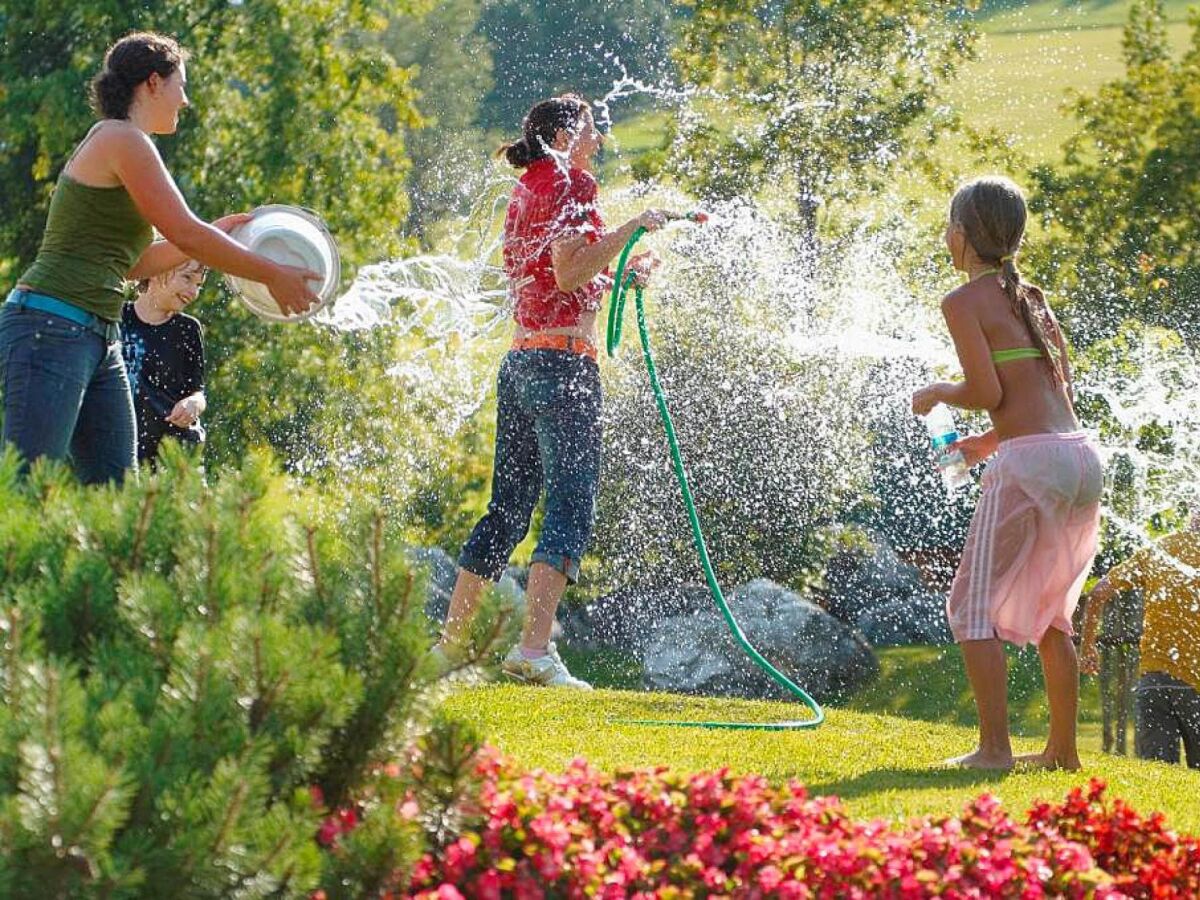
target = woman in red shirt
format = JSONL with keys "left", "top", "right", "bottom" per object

{"left": 432, "top": 95, "right": 666, "bottom": 689}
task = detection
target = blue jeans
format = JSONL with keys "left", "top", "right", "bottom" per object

{"left": 459, "top": 350, "right": 602, "bottom": 584}
{"left": 0, "top": 303, "right": 136, "bottom": 484}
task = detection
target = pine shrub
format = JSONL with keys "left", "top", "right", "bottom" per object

{"left": 0, "top": 445, "right": 493, "bottom": 899}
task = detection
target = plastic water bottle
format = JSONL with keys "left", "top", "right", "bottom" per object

{"left": 923, "top": 404, "right": 971, "bottom": 491}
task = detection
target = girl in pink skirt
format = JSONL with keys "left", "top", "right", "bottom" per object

{"left": 912, "top": 176, "right": 1103, "bottom": 770}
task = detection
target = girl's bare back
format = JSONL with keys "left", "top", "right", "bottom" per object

{"left": 951, "top": 276, "right": 1080, "bottom": 440}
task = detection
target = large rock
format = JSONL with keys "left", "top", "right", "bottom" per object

{"left": 409, "top": 547, "right": 526, "bottom": 625}
{"left": 820, "top": 529, "right": 955, "bottom": 647}
{"left": 856, "top": 589, "right": 953, "bottom": 646}
{"left": 641, "top": 578, "right": 878, "bottom": 702}
{"left": 559, "top": 583, "right": 715, "bottom": 652}
{"left": 821, "top": 530, "right": 925, "bottom": 624}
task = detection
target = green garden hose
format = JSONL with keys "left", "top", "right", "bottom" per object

{"left": 606, "top": 222, "right": 825, "bottom": 730}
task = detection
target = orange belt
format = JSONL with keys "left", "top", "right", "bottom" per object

{"left": 511, "top": 332, "right": 598, "bottom": 361}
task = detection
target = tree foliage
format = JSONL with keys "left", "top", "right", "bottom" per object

{"left": 668, "top": 0, "right": 976, "bottom": 229}
{"left": 477, "top": 0, "right": 677, "bottom": 130}
{"left": 1029, "top": 0, "right": 1200, "bottom": 343}
{"left": 384, "top": 0, "right": 496, "bottom": 243}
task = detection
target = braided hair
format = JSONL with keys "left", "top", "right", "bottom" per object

{"left": 950, "top": 176, "right": 1064, "bottom": 384}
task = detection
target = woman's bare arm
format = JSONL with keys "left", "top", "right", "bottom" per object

{"left": 129, "top": 215, "right": 252, "bottom": 281}
{"left": 128, "top": 240, "right": 188, "bottom": 281}
{"left": 109, "top": 130, "right": 272, "bottom": 278}
{"left": 550, "top": 210, "right": 665, "bottom": 293}
{"left": 103, "top": 128, "right": 316, "bottom": 312}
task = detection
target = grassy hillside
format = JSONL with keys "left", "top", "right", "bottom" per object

{"left": 951, "top": 4, "right": 1193, "bottom": 159}
{"left": 443, "top": 684, "right": 1200, "bottom": 833}
{"left": 976, "top": 0, "right": 1193, "bottom": 32}
{"left": 604, "top": 1, "right": 1194, "bottom": 170}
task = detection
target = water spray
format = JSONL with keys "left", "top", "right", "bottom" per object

{"left": 606, "top": 216, "right": 825, "bottom": 730}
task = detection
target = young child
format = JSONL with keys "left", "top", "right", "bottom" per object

{"left": 1079, "top": 512, "right": 1200, "bottom": 768}
{"left": 121, "top": 259, "right": 207, "bottom": 464}
{"left": 912, "top": 176, "right": 1104, "bottom": 770}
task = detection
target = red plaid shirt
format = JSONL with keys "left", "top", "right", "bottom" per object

{"left": 504, "top": 157, "right": 608, "bottom": 330}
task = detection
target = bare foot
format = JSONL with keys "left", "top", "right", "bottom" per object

{"left": 1015, "top": 751, "right": 1081, "bottom": 771}
{"left": 941, "top": 748, "right": 1014, "bottom": 770}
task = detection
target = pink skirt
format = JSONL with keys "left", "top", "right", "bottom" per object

{"left": 947, "top": 432, "right": 1103, "bottom": 646}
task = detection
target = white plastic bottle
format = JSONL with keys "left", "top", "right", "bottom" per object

{"left": 923, "top": 404, "right": 972, "bottom": 491}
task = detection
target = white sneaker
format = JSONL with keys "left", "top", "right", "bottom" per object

{"left": 501, "top": 643, "right": 593, "bottom": 690}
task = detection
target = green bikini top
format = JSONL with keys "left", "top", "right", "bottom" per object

{"left": 992, "top": 346, "right": 1046, "bottom": 364}
{"left": 971, "top": 268, "right": 1049, "bottom": 365}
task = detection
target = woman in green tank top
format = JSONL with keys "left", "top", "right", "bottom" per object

{"left": 1, "top": 32, "right": 320, "bottom": 484}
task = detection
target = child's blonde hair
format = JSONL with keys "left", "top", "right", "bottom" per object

{"left": 136, "top": 258, "right": 206, "bottom": 295}
{"left": 950, "top": 176, "right": 1064, "bottom": 384}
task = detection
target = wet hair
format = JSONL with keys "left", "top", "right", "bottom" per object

{"left": 91, "top": 32, "right": 189, "bottom": 120}
{"left": 498, "top": 95, "right": 591, "bottom": 168}
{"left": 950, "top": 176, "right": 1064, "bottom": 383}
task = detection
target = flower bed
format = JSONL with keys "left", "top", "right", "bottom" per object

{"left": 318, "top": 749, "right": 1200, "bottom": 898}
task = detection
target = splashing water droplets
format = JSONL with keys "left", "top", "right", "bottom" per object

{"left": 320, "top": 254, "right": 509, "bottom": 336}
{"left": 304, "top": 65, "right": 1200, "bottom": 584}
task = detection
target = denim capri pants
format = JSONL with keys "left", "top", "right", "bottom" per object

{"left": 0, "top": 296, "right": 136, "bottom": 484}
{"left": 459, "top": 349, "right": 602, "bottom": 584}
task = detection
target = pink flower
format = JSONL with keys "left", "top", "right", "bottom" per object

{"left": 328, "top": 745, "right": 1198, "bottom": 897}
{"left": 409, "top": 856, "right": 435, "bottom": 887}
{"left": 472, "top": 869, "right": 503, "bottom": 900}
{"left": 399, "top": 798, "right": 420, "bottom": 820}
{"left": 758, "top": 864, "right": 784, "bottom": 891}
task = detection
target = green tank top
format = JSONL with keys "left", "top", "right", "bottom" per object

{"left": 19, "top": 172, "right": 153, "bottom": 322}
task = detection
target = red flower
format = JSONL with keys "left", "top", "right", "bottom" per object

{"left": 315, "top": 818, "right": 340, "bottom": 847}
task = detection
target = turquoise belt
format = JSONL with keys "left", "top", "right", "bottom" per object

{"left": 5, "top": 289, "right": 122, "bottom": 343}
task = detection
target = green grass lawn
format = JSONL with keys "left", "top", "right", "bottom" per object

{"left": 847, "top": 644, "right": 1109, "bottom": 743}
{"left": 558, "top": 644, "right": 1118, "bottom": 751}
{"left": 442, "top": 683, "right": 1200, "bottom": 833}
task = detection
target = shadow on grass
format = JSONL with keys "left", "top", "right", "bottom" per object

{"left": 805, "top": 765, "right": 1011, "bottom": 803}
{"left": 595, "top": 690, "right": 824, "bottom": 728}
